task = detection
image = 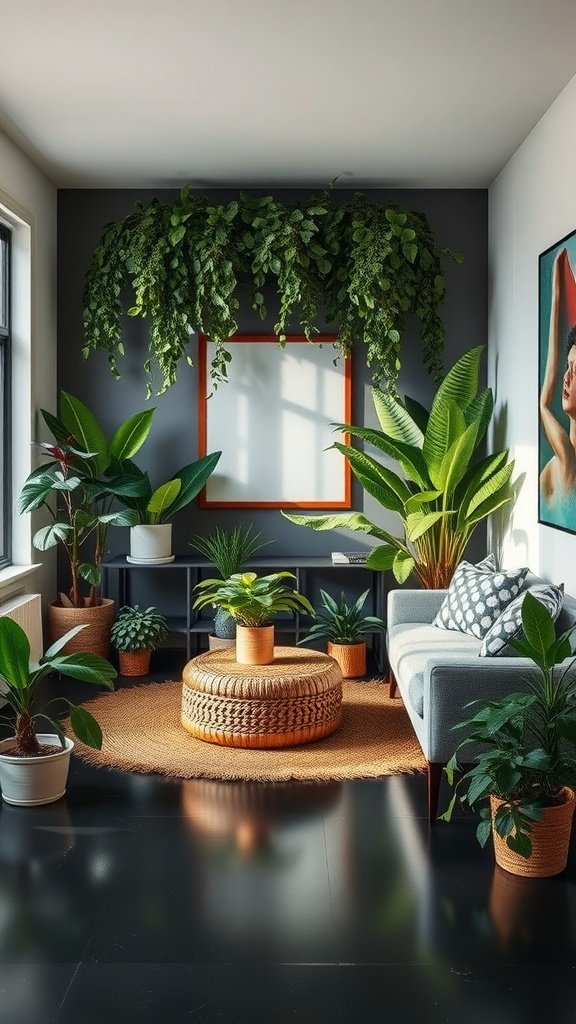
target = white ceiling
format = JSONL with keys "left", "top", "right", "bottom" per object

{"left": 2, "top": 0, "right": 576, "bottom": 189}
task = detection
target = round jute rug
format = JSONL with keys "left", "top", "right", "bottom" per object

{"left": 71, "top": 679, "right": 427, "bottom": 782}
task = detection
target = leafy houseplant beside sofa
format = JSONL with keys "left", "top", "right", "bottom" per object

{"left": 386, "top": 558, "right": 576, "bottom": 822}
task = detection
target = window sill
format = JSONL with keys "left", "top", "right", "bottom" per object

{"left": 0, "top": 563, "right": 42, "bottom": 589}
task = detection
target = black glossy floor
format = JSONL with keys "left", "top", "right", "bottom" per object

{"left": 1, "top": 653, "right": 576, "bottom": 1024}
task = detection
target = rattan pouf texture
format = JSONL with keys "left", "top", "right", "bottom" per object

{"left": 181, "top": 646, "right": 343, "bottom": 748}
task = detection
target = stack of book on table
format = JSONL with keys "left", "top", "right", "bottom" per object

{"left": 330, "top": 551, "right": 369, "bottom": 565}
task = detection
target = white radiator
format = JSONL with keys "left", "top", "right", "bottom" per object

{"left": 0, "top": 593, "right": 43, "bottom": 661}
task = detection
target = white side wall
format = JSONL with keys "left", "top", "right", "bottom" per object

{"left": 489, "top": 74, "right": 576, "bottom": 597}
{"left": 0, "top": 128, "right": 57, "bottom": 605}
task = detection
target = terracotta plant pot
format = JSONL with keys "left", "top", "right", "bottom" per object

{"left": 327, "top": 641, "right": 366, "bottom": 678}
{"left": 490, "top": 788, "right": 576, "bottom": 877}
{"left": 47, "top": 598, "right": 115, "bottom": 658}
{"left": 118, "top": 650, "right": 152, "bottom": 676}
{"left": 235, "top": 624, "right": 274, "bottom": 665}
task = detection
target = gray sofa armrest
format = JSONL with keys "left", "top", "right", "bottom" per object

{"left": 387, "top": 588, "right": 447, "bottom": 629}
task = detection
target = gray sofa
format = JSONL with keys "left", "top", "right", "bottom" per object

{"left": 386, "top": 581, "right": 576, "bottom": 822}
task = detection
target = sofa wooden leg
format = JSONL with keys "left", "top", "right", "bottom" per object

{"left": 428, "top": 762, "right": 444, "bottom": 824}
{"left": 388, "top": 670, "right": 397, "bottom": 699}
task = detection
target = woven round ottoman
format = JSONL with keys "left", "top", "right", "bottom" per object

{"left": 181, "top": 646, "right": 343, "bottom": 748}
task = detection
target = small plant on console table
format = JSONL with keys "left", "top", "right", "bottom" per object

{"left": 440, "top": 592, "right": 576, "bottom": 877}
{"left": 298, "top": 589, "right": 385, "bottom": 678}
{"left": 193, "top": 571, "right": 313, "bottom": 666}
{"left": 110, "top": 605, "right": 170, "bottom": 677}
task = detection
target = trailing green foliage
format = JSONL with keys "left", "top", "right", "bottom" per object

{"left": 283, "top": 346, "right": 516, "bottom": 589}
{"left": 110, "top": 605, "right": 169, "bottom": 653}
{"left": 0, "top": 617, "right": 116, "bottom": 756}
{"left": 298, "top": 589, "right": 385, "bottom": 646}
{"left": 82, "top": 187, "right": 461, "bottom": 397}
{"left": 192, "top": 571, "right": 314, "bottom": 628}
{"left": 440, "top": 593, "right": 576, "bottom": 859}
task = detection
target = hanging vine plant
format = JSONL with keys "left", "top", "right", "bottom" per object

{"left": 82, "top": 187, "right": 461, "bottom": 398}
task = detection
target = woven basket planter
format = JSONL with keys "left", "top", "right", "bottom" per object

{"left": 181, "top": 646, "right": 343, "bottom": 748}
{"left": 47, "top": 598, "right": 115, "bottom": 658}
{"left": 327, "top": 641, "right": 367, "bottom": 678}
{"left": 490, "top": 788, "right": 576, "bottom": 877}
{"left": 118, "top": 650, "right": 151, "bottom": 676}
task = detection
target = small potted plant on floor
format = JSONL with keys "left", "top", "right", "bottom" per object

{"left": 440, "top": 591, "right": 576, "bottom": 877}
{"left": 110, "top": 605, "right": 170, "bottom": 676}
{"left": 189, "top": 525, "right": 273, "bottom": 649}
{"left": 0, "top": 618, "right": 117, "bottom": 806}
{"left": 298, "top": 589, "right": 385, "bottom": 678}
{"left": 192, "top": 571, "right": 313, "bottom": 665}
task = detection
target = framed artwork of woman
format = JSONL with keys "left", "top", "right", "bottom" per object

{"left": 539, "top": 229, "right": 576, "bottom": 533}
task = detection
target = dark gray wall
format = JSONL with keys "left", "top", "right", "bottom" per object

{"left": 57, "top": 187, "right": 488, "bottom": 605}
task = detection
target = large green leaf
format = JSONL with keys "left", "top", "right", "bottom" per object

{"left": 281, "top": 510, "right": 393, "bottom": 543}
{"left": 518, "top": 591, "right": 557, "bottom": 664}
{"left": 331, "top": 443, "right": 412, "bottom": 513}
{"left": 33, "top": 522, "right": 71, "bottom": 549}
{"left": 464, "top": 387, "right": 493, "bottom": 442}
{"left": 431, "top": 345, "right": 483, "bottom": 413}
{"left": 370, "top": 388, "right": 424, "bottom": 447}
{"left": 333, "top": 424, "right": 429, "bottom": 487}
{"left": 365, "top": 544, "right": 402, "bottom": 570}
{"left": 109, "top": 409, "right": 155, "bottom": 460}
{"left": 454, "top": 450, "right": 510, "bottom": 523}
{"left": 69, "top": 706, "right": 103, "bottom": 749}
{"left": 18, "top": 475, "right": 55, "bottom": 513}
{"left": 431, "top": 422, "right": 478, "bottom": 495}
{"left": 147, "top": 478, "right": 181, "bottom": 521}
{"left": 166, "top": 451, "right": 222, "bottom": 516}
{"left": 47, "top": 653, "right": 116, "bottom": 686}
{"left": 0, "top": 618, "right": 30, "bottom": 690}
{"left": 405, "top": 509, "right": 448, "bottom": 542}
{"left": 60, "top": 392, "right": 108, "bottom": 475}
{"left": 423, "top": 397, "right": 467, "bottom": 481}
{"left": 462, "top": 461, "right": 515, "bottom": 521}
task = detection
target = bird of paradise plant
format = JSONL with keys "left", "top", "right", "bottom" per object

{"left": 283, "top": 346, "right": 516, "bottom": 589}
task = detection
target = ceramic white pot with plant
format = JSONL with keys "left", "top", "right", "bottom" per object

{"left": 129, "top": 523, "right": 173, "bottom": 563}
{"left": 0, "top": 617, "right": 116, "bottom": 807}
{"left": 0, "top": 735, "right": 74, "bottom": 806}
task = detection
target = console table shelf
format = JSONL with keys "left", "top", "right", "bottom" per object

{"left": 100, "top": 555, "right": 387, "bottom": 668}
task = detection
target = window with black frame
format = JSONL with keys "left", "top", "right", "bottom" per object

{"left": 0, "top": 224, "right": 11, "bottom": 568}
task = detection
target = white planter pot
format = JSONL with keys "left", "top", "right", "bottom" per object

{"left": 128, "top": 524, "right": 174, "bottom": 564}
{"left": 0, "top": 734, "right": 74, "bottom": 806}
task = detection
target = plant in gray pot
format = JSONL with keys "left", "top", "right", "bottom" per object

{"left": 190, "top": 525, "right": 273, "bottom": 649}
{"left": 0, "top": 617, "right": 116, "bottom": 806}
{"left": 110, "top": 605, "right": 170, "bottom": 676}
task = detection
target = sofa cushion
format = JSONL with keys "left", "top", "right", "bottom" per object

{"left": 433, "top": 559, "right": 529, "bottom": 639}
{"left": 479, "top": 581, "right": 565, "bottom": 657}
{"left": 388, "top": 622, "right": 481, "bottom": 717}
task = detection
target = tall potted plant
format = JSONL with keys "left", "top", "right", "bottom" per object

{"left": 283, "top": 346, "right": 516, "bottom": 589}
{"left": 18, "top": 392, "right": 153, "bottom": 654}
{"left": 189, "top": 525, "right": 273, "bottom": 647}
{"left": 440, "top": 592, "right": 576, "bottom": 877}
{"left": 0, "top": 617, "right": 116, "bottom": 806}
{"left": 193, "top": 571, "right": 313, "bottom": 665}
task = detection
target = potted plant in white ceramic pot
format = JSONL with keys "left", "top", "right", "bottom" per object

{"left": 116, "top": 452, "right": 222, "bottom": 563}
{"left": 110, "top": 604, "right": 169, "bottom": 676}
{"left": 192, "top": 571, "right": 313, "bottom": 665}
{"left": 189, "top": 525, "right": 273, "bottom": 649}
{"left": 440, "top": 592, "right": 576, "bottom": 877}
{"left": 298, "top": 589, "right": 385, "bottom": 678}
{"left": 0, "top": 617, "right": 116, "bottom": 806}
{"left": 18, "top": 391, "right": 153, "bottom": 655}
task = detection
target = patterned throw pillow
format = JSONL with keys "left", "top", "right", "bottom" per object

{"left": 433, "top": 559, "right": 529, "bottom": 639}
{"left": 479, "top": 582, "right": 565, "bottom": 657}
